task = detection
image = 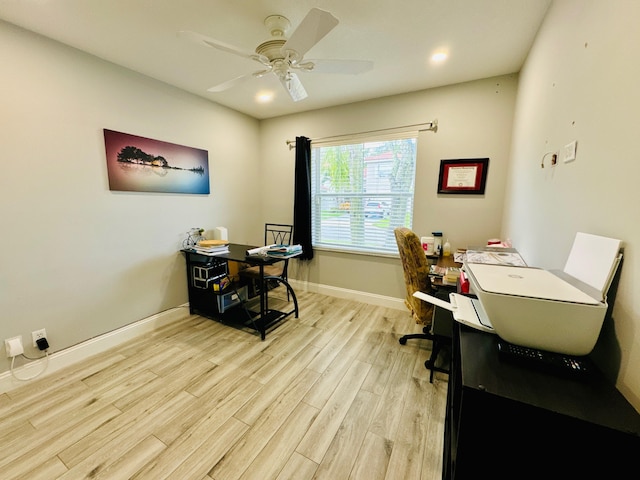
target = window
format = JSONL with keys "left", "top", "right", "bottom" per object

{"left": 311, "top": 132, "right": 418, "bottom": 255}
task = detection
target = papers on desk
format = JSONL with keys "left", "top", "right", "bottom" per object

{"left": 245, "top": 244, "right": 303, "bottom": 259}
{"left": 464, "top": 249, "right": 527, "bottom": 266}
{"left": 265, "top": 244, "right": 302, "bottom": 258}
{"left": 191, "top": 244, "right": 229, "bottom": 255}
{"left": 191, "top": 239, "right": 229, "bottom": 255}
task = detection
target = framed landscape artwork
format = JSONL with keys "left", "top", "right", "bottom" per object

{"left": 103, "top": 129, "right": 210, "bottom": 194}
{"left": 437, "top": 158, "right": 489, "bottom": 195}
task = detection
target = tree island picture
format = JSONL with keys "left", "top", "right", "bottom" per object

{"left": 104, "top": 129, "right": 210, "bottom": 194}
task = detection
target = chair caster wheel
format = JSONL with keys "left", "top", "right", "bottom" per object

{"left": 399, "top": 337, "right": 407, "bottom": 345}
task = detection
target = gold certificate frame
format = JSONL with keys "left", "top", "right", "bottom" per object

{"left": 437, "top": 158, "right": 489, "bottom": 195}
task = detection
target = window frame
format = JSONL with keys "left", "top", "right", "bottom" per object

{"left": 310, "top": 131, "right": 418, "bottom": 256}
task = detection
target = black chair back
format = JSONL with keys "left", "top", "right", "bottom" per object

{"left": 265, "top": 223, "right": 293, "bottom": 246}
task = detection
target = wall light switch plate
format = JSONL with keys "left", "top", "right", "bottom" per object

{"left": 563, "top": 140, "right": 577, "bottom": 163}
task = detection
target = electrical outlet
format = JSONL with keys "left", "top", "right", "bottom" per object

{"left": 5, "top": 336, "right": 24, "bottom": 357}
{"left": 32, "top": 329, "right": 47, "bottom": 347}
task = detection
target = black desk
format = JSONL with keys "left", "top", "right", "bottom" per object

{"left": 181, "top": 243, "right": 299, "bottom": 340}
{"left": 444, "top": 324, "right": 640, "bottom": 479}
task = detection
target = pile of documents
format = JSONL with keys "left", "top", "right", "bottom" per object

{"left": 192, "top": 240, "right": 229, "bottom": 256}
{"left": 429, "top": 264, "right": 462, "bottom": 285}
{"left": 265, "top": 244, "right": 303, "bottom": 258}
{"left": 443, "top": 267, "right": 461, "bottom": 285}
{"left": 245, "top": 244, "right": 303, "bottom": 258}
{"left": 429, "top": 264, "right": 448, "bottom": 277}
{"left": 464, "top": 248, "right": 526, "bottom": 266}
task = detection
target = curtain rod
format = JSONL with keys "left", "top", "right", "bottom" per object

{"left": 285, "top": 119, "right": 438, "bottom": 150}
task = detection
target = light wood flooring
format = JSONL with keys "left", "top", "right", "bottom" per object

{"left": 0, "top": 289, "right": 448, "bottom": 480}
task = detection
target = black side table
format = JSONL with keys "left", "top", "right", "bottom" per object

{"left": 443, "top": 324, "right": 640, "bottom": 479}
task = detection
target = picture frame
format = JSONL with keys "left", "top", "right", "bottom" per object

{"left": 103, "top": 129, "right": 210, "bottom": 194}
{"left": 437, "top": 158, "right": 489, "bottom": 195}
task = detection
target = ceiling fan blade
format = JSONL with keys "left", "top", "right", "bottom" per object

{"left": 282, "top": 8, "right": 339, "bottom": 59}
{"left": 207, "top": 73, "right": 253, "bottom": 93}
{"left": 178, "top": 30, "right": 270, "bottom": 66}
{"left": 301, "top": 59, "right": 374, "bottom": 75}
{"left": 280, "top": 72, "right": 308, "bottom": 102}
{"left": 207, "top": 68, "right": 271, "bottom": 92}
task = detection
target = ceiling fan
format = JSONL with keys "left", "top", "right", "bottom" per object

{"left": 179, "top": 8, "right": 373, "bottom": 102}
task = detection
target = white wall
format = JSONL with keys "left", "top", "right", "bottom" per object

{"left": 260, "top": 75, "right": 518, "bottom": 299}
{"left": 0, "top": 21, "right": 262, "bottom": 373}
{"left": 504, "top": 0, "right": 640, "bottom": 409}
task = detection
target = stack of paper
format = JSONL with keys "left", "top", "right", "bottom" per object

{"left": 464, "top": 249, "right": 527, "bottom": 266}
{"left": 443, "top": 267, "right": 461, "bottom": 285}
{"left": 563, "top": 232, "right": 622, "bottom": 299}
{"left": 429, "top": 264, "right": 448, "bottom": 277}
{"left": 193, "top": 240, "right": 229, "bottom": 256}
{"left": 266, "top": 244, "right": 303, "bottom": 258}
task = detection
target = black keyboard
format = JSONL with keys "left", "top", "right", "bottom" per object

{"left": 497, "top": 340, "right": 592, "bottom": 376}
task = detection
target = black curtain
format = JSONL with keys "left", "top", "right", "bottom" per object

{"left": 292, "top": 136, "right": 313, "bottom": 260}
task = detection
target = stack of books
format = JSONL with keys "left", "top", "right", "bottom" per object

{"left": 192, "top": 240, "right": 229, "bottom": 256}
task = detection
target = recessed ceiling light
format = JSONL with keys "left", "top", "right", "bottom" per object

{"left": 431, "top": 52, "right": 448, "bottom": 63}
{"left": 256, "top": 91, "right": 274, "bottom": 103}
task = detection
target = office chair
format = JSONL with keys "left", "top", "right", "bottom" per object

{"left": 394, "top": 227, "right": 452, "bottom": 382}
{"left": 240, "top": 223, "right": 294, "bottom": 298}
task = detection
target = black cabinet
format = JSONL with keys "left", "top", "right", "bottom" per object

{"left": 444, "top": 325, "right": 640, "bottom": 479}
{"left": 181, "top": 250, "right": 247, "bottom": 320}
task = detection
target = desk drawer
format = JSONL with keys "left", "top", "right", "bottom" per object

{"left": 217, "top": 286, "right": 247, "bottom": 313}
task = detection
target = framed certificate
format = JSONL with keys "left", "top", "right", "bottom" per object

{"left": 437, "top": 158, "right": 489, "bottom": 194}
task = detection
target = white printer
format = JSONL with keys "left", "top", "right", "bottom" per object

{"left": 415, "top": 233, "right": 622, "bottom": 356}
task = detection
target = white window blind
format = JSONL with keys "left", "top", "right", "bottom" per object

{"left": 311, "top": 132, "right": 418, "bottom": 255}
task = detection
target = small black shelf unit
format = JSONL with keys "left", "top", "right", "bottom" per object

{"left": 182, "top": 251, "right": 249, "bottom": 320}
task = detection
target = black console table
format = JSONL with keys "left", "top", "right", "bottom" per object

{"left": 444, "top": 324, "right": 640, "bottom": 479}
{"left": 181, "top": 243, "right": 298, "bottom": 340}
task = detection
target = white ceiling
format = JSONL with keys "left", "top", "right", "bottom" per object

{"left": 0, "top": 0, "right": 551, "bottom": 120}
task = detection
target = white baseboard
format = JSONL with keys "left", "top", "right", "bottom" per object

{"left": 288, "top": 279, "right": 406, "bottom": 310}
{"left": 0, "top": 305, "right": 190, "bottom": 394}
{"left": 0, "top": 285, "right": 405, "bottom": 394}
